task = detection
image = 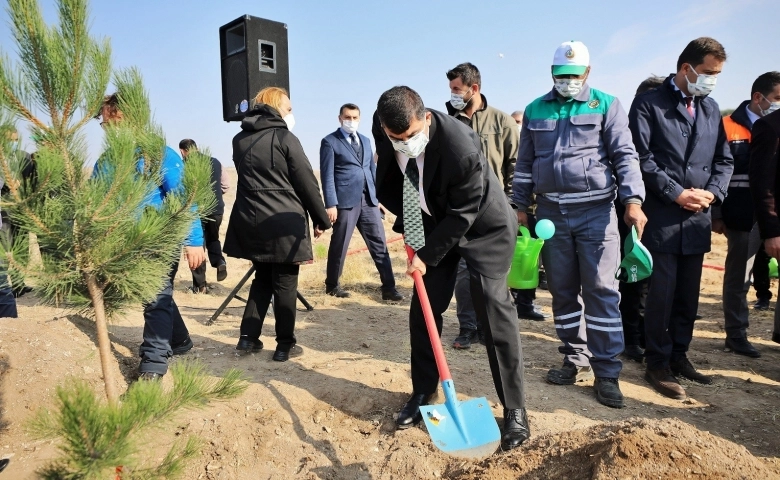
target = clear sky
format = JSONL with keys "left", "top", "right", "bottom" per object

{"left": 0, "top": 0, "right": 769, "bottom": 168}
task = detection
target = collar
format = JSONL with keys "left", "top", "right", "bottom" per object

{"left": 745, "top": 104, "right": 761, "bottom": 126}
{"left": 340, "top": 127, "right": 358, "bottom": 140}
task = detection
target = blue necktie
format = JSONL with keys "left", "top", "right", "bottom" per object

{"left": 350, "top": 133, "right": 362, "bottom": 159}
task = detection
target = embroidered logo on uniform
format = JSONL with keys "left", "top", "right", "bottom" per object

{"left": 565, "top": 49, "right": 574, "bottom": 58}
{"left": 588, "top": 100, "right": 600, "bottom": 108}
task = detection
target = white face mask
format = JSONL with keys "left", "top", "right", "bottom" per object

{"left": 686, "top": 65, "right": 717, "bottom": 97}
{"left": 390, "top": 121, "right": 429, "bottom": 158}
{"left": 760, "top": 95, "right": 780, "bottom": 117}
{"left": 450, "top": 91, "right": 472, "bottom": 111}
{"left": 283, "top": 113, "right": 295, "bottom": 130}
{"left": 554, "top": 79, "right": 584, "bottom": 98}
{"left": 341, "top": 119, "right": 359, "bottom": 134}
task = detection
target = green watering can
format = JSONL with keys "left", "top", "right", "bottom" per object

{"left": 507, "top": 220, "right": 555, "bottom": 289}
{"left": 770, "top": 257, "right": 778, "bottom": 279}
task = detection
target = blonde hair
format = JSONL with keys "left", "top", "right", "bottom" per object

{"left": 254, "top": 87, "right": 289, "bottom": 116}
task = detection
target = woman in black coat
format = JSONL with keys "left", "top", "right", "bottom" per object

{"left": 224, "top": 87, "right": 331, "bottom": 362}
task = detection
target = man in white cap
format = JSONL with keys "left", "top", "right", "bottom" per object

{"left": 512, "top": 40, "right": 647, "bottom": 408}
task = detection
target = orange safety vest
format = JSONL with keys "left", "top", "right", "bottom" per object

{"left": 722, "top": 115, "right": 751, "bottom": 188}
{"left": 722, "top": 115, "right": 751, "bottom": 143}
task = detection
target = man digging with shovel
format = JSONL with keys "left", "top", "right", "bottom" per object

{"left": 372, "top": 86, "right": 529, "bottom": 454}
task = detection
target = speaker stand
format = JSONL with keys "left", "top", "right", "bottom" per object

{"left": 206, "top": 265, "right": 313, "bottom": 326}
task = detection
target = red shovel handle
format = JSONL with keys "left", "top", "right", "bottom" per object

{"left": 406, "top": 244, "right": 453, "bottom": 382}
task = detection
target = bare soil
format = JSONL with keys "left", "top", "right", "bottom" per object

{"left": 0, "top": 168, "right": 778, "bottom": 479}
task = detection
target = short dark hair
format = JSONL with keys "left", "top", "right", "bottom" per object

{"left": 751, "top": 71, "right": 780, "bottom": 97}
{"left": 446, "top": 62, "right": 481, "bottom": 88}
{"left": 377, "top": 86, "right": 426, "bottom": 134}
{"left": 676, "top": 37, "right": 727, "bottom": 71}
{"left": 179, "top": 139, "right": 197, "bottom": 151}
{"left": 635, "top": 75, "right": 666, "bottom": 96}
{"left": 95, "top": 93, "right": 120, "bottom": 119}
{"left": 339, "top": 103, "right": 360, "bottom": 116}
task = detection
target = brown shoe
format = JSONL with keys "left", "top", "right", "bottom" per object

{"left": 671, "top": 358, "right": 713, "bottom": 385}
{"left": 645, "top": 367, "right": 686, "bottom": 399}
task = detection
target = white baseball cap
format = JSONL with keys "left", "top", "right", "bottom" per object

{"left": 552, "top": 41, "right": 590, "bottom": 76}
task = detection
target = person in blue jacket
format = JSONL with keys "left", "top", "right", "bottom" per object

{"left": 96, "top": 94, "right": 205, "bottom": 380}
{"left": 628, "top": 38, "right": 734, "bottom": 400}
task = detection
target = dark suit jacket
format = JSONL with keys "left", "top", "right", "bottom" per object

{"left": 373, "top": 109, "right": 516, "bottom": 279}
{"left": 749, "top": 108, "right": 780, "bottom": 240}
{"left": 628, "top": 75, "right": 733, "bottom": 255}
{"left": 319, "top": 129, "right": 377, "bottom": 209}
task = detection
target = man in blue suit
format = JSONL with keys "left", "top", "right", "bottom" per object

{"left": 320, "top": 103, "right": 402, "bottom": 300}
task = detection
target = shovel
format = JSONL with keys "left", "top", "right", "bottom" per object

{"left": 405, "top": 245, "right": 501, "bottom": 458}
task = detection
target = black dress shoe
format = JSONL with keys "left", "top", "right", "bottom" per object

{"left": 753, "top": 298, "right": 771, "bottom": 311}
{"left": 773, "top": 331, "right": 780, "bottom": 344}
{"left": 396, "top": 392, "right": 432, "bottom": 429}
{"left": 216, "top": 262, "right": 228, "bottom": 282}
{"left": 725, "top": 337, "right": 761, "bottom": 358}
{"left": 236, "top": 337, "right": 263, "bottom": 352}
{"left": 272, "top": 344, "right": 303, "bottom": 362}
{"left": 501, "top": 408, "right": 530, "bottom": 450}
{"left": 695, "top": 312, "right": 703, "bottom": 320}
{"left": 0, "top": 457, "right": 9, "bottom": 472}
{"left": 622, "top": 344, "right": 645, "bottom": 362}
{"left": 326, "top": 287, "right": 350, "bottom": 298}
{"left": 171, "top": 335, "right": 193, "bottom": 355}
{"left": 670, "top": 357, "right": 712, "bottom": 384}
{"left": 382, "top": 289, "right": 404, "bottom": 301}
{"left": 517, "top": 304, "right": 551, "bottom": 321}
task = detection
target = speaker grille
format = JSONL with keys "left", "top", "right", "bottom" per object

{"left": 224, "top": 56, "right": 249, "bottom": 119}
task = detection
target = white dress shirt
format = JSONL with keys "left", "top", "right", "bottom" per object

{"left": 672, "top": 81, "right": 696, "bottom": 119}
{"left": 394, "top": 151, "right": 431, "bottom": 215}
{"left": 745, "top": 104, "right": 761, "bottom": 127}
{"left": 340, "top": 127, "right": 360, "bottom": 147}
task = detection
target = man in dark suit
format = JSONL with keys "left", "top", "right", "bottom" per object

{"left": 628, "top": 37, "right": 734, "bottom": 399}
{"left": 320, "top": 103, "right": 402, "bottom": 301}
{"left": 179, "top": 139, "right": 228, "bottom": 293}
{"left": 373, "top": 86, "right": 529, "bottom": 451}
{"left": 749, "top": 108, "right": 780, "bottom": 346}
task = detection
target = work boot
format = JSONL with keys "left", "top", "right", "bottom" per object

{"left": 671, "top": 357, "right": 713, "bottom": 385}
{"left": 753, "top": 298, "right": 770, "bottom": 311}
{"left": 546, "top": 363, "right": 594, "bottom": 385}
{"left": 645, "top": 367, "right": 686, "bottom": 399}
{"left": 724, "top": 337, "right": 760, "bottom": 358}
{"left": 452, "top": 329, "right": 478, "bottom": 350}
{"left": 594, "top": 377, "right": 625, "bottom": 408}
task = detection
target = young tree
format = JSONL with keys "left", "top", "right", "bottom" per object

{"left": 0, "top": 0, "right": 215, "bottom": 403}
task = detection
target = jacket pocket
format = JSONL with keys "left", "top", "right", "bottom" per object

{"left": 569, "top": 114, "right": 602, "bottom": 147}
{"left": 560, "top": 157, "right": 589, "bottom": 192}
{"left": 527, "top": 119, "right": 557, "bottom": 152}
{"left": 585, "top": 157, "right": 609, "bottom": 191}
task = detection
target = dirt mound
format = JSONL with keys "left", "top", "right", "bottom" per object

{"left": 449, "top": 418, "right": 777, "bottom": 480}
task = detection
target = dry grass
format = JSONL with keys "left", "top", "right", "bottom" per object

{"left": 297, "top": 218, "right": 411, "bottom": 295}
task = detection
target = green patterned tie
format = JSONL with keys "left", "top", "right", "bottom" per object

{"left": 403, "top": 160, "right": 425, "bottom": 251}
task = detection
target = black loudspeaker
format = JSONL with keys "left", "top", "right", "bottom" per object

{"left": 219, "top": 15, "right": 289, "bottom": 122}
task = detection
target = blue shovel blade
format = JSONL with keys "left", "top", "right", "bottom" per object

{"left": 420, "top": 396, "right": 501, "bottom": 459}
